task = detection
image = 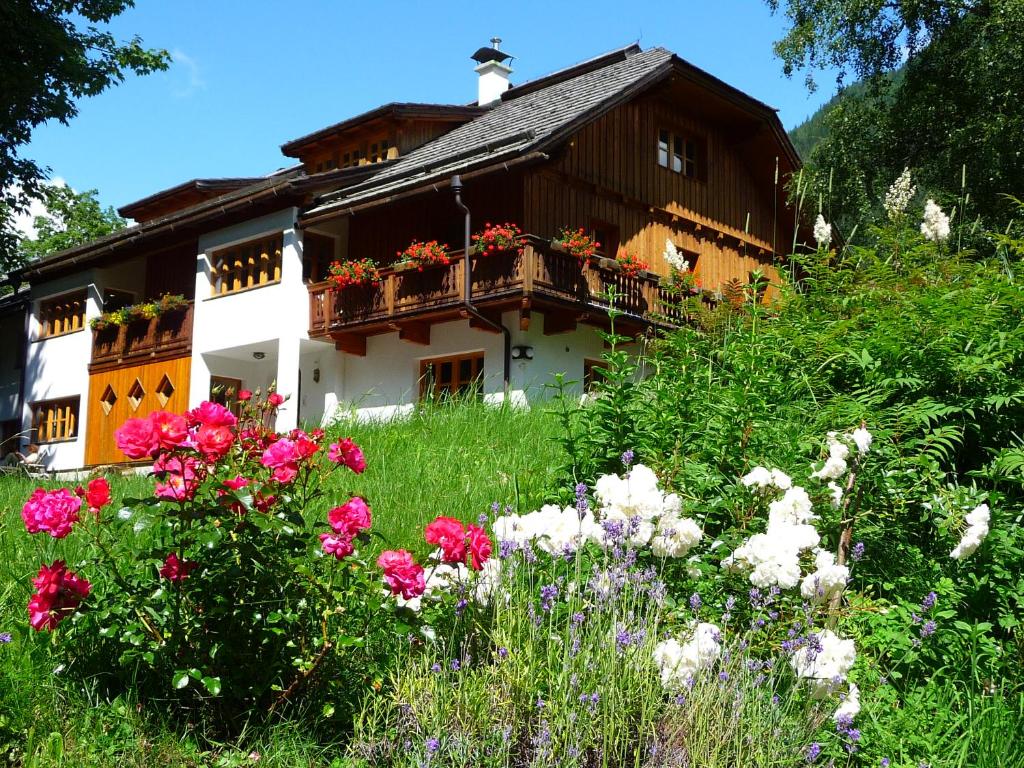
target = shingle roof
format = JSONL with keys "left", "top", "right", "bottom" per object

{"left": 305, "top": 45, "right": 675, "bottom": 216}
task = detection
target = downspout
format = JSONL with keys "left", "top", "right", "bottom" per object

{"left": 451, "top": 174, "right": 511, "bottom": 391}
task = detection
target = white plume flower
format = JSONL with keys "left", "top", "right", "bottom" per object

{"left": 813, "top": 214, "right": 832, "bottom": 248}
{"left": 920, "top": 199, "right": 951, "bottom": 242}
{"left": 884, "top": 168, "right": 916, "bottom": 221}
{"left": 950, "top": 503, "right": 991, "bottom": 560}
{"left": 663, "top": 238, "right": 690, "bottom": 272}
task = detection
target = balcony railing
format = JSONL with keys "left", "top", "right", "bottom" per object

{"left": 90, "top": 302, "right": 194, "bottom": 371}
{"left": 309, "top": 236, "right": 683, "bottom": 339}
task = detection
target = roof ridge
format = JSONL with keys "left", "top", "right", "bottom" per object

{"left": 500, "top": 42, "right": 642, "bottom": 102}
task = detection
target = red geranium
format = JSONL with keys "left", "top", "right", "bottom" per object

{"left": 472, "top": 221, "right": 524, "bottom": 256}
{"left": 398, "top": 239, "right": 450, "bottom": 271}
{"left": 615, "top": 252, "right": 649, "bottom": 278}
{"left": 556, "top": 227, "right": 601, "bottom": 261}
{"left": 328, "top": 258, "right": 381, "bottom": 289}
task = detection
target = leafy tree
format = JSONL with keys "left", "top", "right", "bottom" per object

{"left": 19, "top": 184, "right": 126, "bottom": 263}
{"left": 768, "top": 0, "right": 1024, "bottom": 235}
{"left": 0, "top": 1, "right": 168, "bottom": 270}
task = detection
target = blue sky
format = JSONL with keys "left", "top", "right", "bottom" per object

{"left": 25, "top": 0, "right": 837, "bottom": 213}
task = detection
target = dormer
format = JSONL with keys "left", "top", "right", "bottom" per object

{"left": 118, "top": 178, "right": 263, "bottom": 223}
{"left": 280, "top": 103, "right": 481, "bottom": 175}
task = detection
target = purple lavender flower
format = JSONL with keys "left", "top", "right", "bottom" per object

{"left": 539, "top": 583, "right": 559, "bottom": 612}
{"left": 0, "top": 633, "right": 11, "bottom": 644}
{"left": 572, "top": 612, "right": 586, "bottom": 626}
{"left": 921, "top": 591, "right": 937, "bottom": 611}
{"left": 881, "top": 760, "right": 891, "bottom": 767}
{"left": 490, "top": 501, "right": 501, "bottom": 514}
{"left": 718, "top": 671, "right": 730, "bottom": 682}
{"left": 430, "top": 663, "right": 442, "bottom": 673}
{"left": 851, "top": 541, "right": 865, "bottom": 561}
{"left": 498, "top": 539, "right": 518, "bottom": 559}
{"left": 478, "top": 512, "right": 489, "bottom": 526}
{"left": 921, "top": 620, "right": 937, "bottom": 638}
{"left": 425, "top": 737, "right": 439, "bottom": 754}
{"left": 575, "top": 482, "right": 589, "bottom": 514}
{"left": 805, "top": 743, "right": 822, "bottom": 763}
{"left": 450, "top": 659, "right": 461, "bottom": 672}
{"left": 498, "top": 646, "right": 509, "bottom": 659}
{"left": 455, "top": 598, "right": 468, "bottom": 616}
{"left": 689, "top": 593, "right": 702, "bottom": 612}
{"left": 621, "top": 449, "right": 635, "bottom": 468}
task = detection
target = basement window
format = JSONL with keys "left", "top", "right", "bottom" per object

{"left": 419, "top": 352, "right": 485, "bottom": 401}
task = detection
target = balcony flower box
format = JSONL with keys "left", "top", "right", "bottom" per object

{"left": 396, "top": 239, "right": 450, "bottom": 272}
{"left": 328, "top": 258, "right": 381, "bottom": 289}
{"left": 552, "top": 227, "right": 600, "bottom": 261}
{"left": 472, "top": 222, "right": 524, "bottom": 257}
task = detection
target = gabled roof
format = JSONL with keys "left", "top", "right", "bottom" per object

{"left": 280, "top": 103, "right": 483, "bottom": 158}
{"left": 303, "top": 44, "right": 800, "bottom": 222}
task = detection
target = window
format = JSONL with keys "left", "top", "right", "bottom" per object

{"left": 657, "top": 129, "right": 703, "bottom": 179}
{"left": 419, "top": 352, "right": 484, "bottom": 401}
{"left": 590, "top": 219, "right": 620, "bottom": 258}
{"left": 103, "top": 288, "right": 135, "bottom": 312}
{"left": 31, "top": 396, "right": 80, "bottom": 443}
{"left": 303, "top": 232, "right": 335, "bottom": 283}
{"left": 38, "top": 290, "right": 86, "bottom": 339}
{"left": 368, "top": 140, "right": 391, "bottom": 164}
{"left": 210, "top": 233, "right": 283, "bottom": 296}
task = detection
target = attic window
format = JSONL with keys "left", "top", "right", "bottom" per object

{"left": 658, "top": 129, "right": 703, "bottom": 180}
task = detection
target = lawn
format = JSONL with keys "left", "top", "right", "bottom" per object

{"left": 0, "top": 400, "right": 566, "bottom": 767}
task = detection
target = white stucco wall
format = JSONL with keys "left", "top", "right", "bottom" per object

{"left": 189, "top": 208, "right": 319, "bottom": 431}
{"left": 22, "top": 275, "right": 100, "bottom": 469}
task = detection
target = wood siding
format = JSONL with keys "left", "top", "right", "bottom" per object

{"left": 524, "top": 93, "right": 784, "bottom": 291}
{"left": 85, "top": 356, "right": 191, "bottom": 465}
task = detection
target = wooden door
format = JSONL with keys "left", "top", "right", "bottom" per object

{"left": 85, "top": 356, "right": 191, "bottom": 465}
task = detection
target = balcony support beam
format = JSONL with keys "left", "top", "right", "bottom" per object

{"left": 543, "top": 309, "right": 578, "bottom": 336}
{"left": 334, "top": 333, "right": 367, "bottom": 356}
{"left": 392, "top": 321, "right": 431, "bottom": 346}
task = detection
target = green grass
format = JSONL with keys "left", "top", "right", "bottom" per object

{"left": 0, "top": 400, "right": 565, "bottom": 767}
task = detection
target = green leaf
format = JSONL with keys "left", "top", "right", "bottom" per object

{"left": 201, "top": 676, "right": 222, "bottom": 696}
{"left": 172, "top": 670, "right": 190, "bottom": 689}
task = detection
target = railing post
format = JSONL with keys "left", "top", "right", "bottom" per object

{"left": 386, "top": 273, "right": 395, "bottom": 317}
{"left": 522, "top": 244, "right": 534, "bottom": 294}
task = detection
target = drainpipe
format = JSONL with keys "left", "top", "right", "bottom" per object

{"left": 451, "top": 174, "right": 511, "bottom": 390}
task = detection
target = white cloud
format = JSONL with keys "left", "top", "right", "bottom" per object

{"left": 171, "top": 49, "right": 205, "bottom": 98}
{"left": 6, "top": 177, "right": 67, "bottom": 240}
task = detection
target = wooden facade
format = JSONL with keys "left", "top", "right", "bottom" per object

{"left": 85, "top": 356, "right": 191, "bottom": 466}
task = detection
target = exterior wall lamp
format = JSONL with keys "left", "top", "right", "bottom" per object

{"left": 511, "top": 345, "right": 534, "bottom": 361}
{"left": 252, "top": 351, "right": 266, "bottom": 360}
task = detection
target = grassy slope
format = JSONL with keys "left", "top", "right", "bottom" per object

{"left": 0, "top": 401, "right": 565, "bottom": 767}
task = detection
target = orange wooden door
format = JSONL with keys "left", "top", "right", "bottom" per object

{"left": 85, "top": 356, "right": 191, "bottom": 465}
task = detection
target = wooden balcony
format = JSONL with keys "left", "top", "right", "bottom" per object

{"left": 90, "top": 302, "right": 194, "bottom": 372}
{"left": 308, "top": 236, "right": 682, "bottom": 353}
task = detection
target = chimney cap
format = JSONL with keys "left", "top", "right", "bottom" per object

{"left": 471, "top": 38, "right": 513, "bottom": 65}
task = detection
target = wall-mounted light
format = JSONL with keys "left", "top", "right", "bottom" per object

{"left": 511, "top": 345, "right": 534, "bottom": 361}
{"left": 252, "top": 351, "right": 266, "bottom": 360}
{"left": 313, "top": 367, "right": 321, "bottom": 383}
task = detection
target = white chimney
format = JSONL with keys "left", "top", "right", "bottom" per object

{"left": 472, "top": 37, "right": 513, "bottom": 106}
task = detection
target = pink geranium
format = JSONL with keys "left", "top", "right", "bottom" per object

{"left": 22, "top": 488, "right": 82, "bottom": 538}
{"left": 424, "top": 516, "right": 467, "bottom": 564}
{"left": 328, "top": 497, "right": 372, "bottom": 537}
{"left": 319, "top": 533, "right": 355, "bottom": 560}
{"left": 159, "top": 552, "right": 198, "bottom": 582}
{"left": 328, "top": 438, "right": 366, "bottom": 474}
{"left": 149, "top": 410, "right": 189, "bottom": 450}
{"left": 196, "top": 423, "right": 235, "bottom": 459}
{"left": 27, "top": 561, "right": 91, "bottom": 631}
{"left": 115, "top": 416, "right": 160, "bottom": 459}
{"left": 188, "top": 401, "right": 238, "bottom": 429}
{"left": 261, "top": 437, "right": 301, "bottom": 483}
{"left": 466, "top": 524, "right": 493, "bottom": 571}
{"left": 377, "top": 549, "right": 425, "bottom": 600}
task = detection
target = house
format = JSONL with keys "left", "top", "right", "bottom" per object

{"left": 9, "top": 42, "right": 802, "bottom": 471}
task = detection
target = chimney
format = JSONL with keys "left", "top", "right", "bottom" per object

{"left": 471, "top": 37, "right": 513, "bottom": 106}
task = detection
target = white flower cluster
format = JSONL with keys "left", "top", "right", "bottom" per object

{"left": 493, "top": 465, "right": 702, "bottom": 559}
{"left": 884, "top": 168, "right": 916, "bottom": 221}
{"left": 813, "top": 214, "right": 832, "bottom": 249}
{"left": 652, "top": 622, "right": 722, "bottom": 689}
{"left": 741, "top": 466, "right": 792, "bottom": 491}
{"left": 800, "top": 549, "right": 850, "bottom": 603}
{"left": 663, "top": 238, "right": 690, "bottom": 273}
{"left": 810, "top": 428, "right": 871, "bottom": 482}
{"left": 833, "top": 682, "right": 861, "bottom": 722}
{"left": 791, "top": 629, "right": 857, "bottom": 698}
{"left": 920, "top": 199, "right": 951, "bottom": 243}
{"left": 395, "top": 558, "right": 502, "bottom": 612}
{"left": 950, "top": 503, "right": 991, "bottom": 560}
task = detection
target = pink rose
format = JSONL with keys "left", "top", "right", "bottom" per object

{"left": 466, "top": 524, "right": 493, "bottom": 571}
{"left": 28, "top": 561, "right": 91, "bottom": 632}
{"left": 267, "top": 393, "right": 285, "bottom": 407}
{"left": 424, "top": 516, "right": 467, "bottom": 564}
{"left": 328, "top": 438, "right": 366, "bottom": 474}
{"left": 149, "top": 410, "right": 189, "bottom": 450}
{"left": 115, "top": 416, "right": 160, "bottom": 459}
{"left": 153, "top": 454, "right": 199, "bottom": 501}
{"left": 237, "top": 389, "right": 252, "bottom": 401}
{"left": 22, "top": 488, "right": 82, "bottom": 538}
{"left": 319, "top": 532, "right": 355, "bottom": 560}
{"left": 291, "top": 430, "right": 320, "bottom": 460}
{"left": 159, "top": 552, "right": 198, "bottom": 582}
{"left": 377, "top": 549, "right": 425, "bottom": 600}
{"left": 261, "top": 438, "right": 300, "bottom": 484}
{"left": 328, "top": 497, "right": 372, "bottom": 537}
{"left": 196, "top": 424, "right": 235, "bottom": 459}
{"left": 222, "top": 475, "right": 249, "bottom": 491}
{"left": 188, "top": 401, "right": 237, "bottom": 428}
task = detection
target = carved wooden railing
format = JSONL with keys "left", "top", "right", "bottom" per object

{"left": 90, "top": 302, "right": 194, "bottom": 370}
{"left": 308, "top": 236, "right": 678, "bottom": 337}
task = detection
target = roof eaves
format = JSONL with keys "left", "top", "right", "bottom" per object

{"left": 117, "top": 176, "right": 266, "bottom": 217}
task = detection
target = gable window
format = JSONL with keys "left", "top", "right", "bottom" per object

{"left": 419, "top": 352, "right": 484, "bottom": 401}
{"left": 590, "top": 219, "right": 620, "bottom": 258}
{"left": 210, "top": 233, "right": 283, "bottom": 296}
{"left": 38, "top": 290, "right": 87, "bottom": 339}
{"left": 657, "top": 129, "right": 703, "bottom": 179}
{"left": 31, "top": 396, "right": 80, "bottom": 443}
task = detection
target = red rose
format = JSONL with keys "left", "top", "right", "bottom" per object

{"left": 159, "top": 552, "right": 198, "bottom": 582}
{"left": 77, "top": 477, "right": 111, "bottom": 515}
{"left": 466, "top": 524, "right": 493, "bottom": 570}
{"left": 196, "top": 424, "right": 235, "bottom": 459}
{"left": 27, "top": 561, "right": 91, "bottom": 631}
{"left": 328, "top": 496, "right": 372, "bottom": 536}
{"left": 149, "top": 410, "right": 189, "bottom": 449}
{"left": 319, "top": 532, "right": 354, "bottom": 560}
{"left": 267, "top": 393, "right": 285, "bottom": 407}
{"left": 424, "top": 516, "right": 467, "bottom": 564}
{"left": 115, "top": 416, "right": 160, "bottom": 459}
{"left": 328, "top": 438, "right": 366, "bottom": 473}
{"left": 188, "top": 401, "right": 237, "bottom": 428}
{"left": 377, "top": 549, "right": 425, "bottom": 599}
{"left": 237, "top": 389, "right": 253, "bottom": 401}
